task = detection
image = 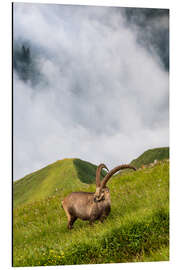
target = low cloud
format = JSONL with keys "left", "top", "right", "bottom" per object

{"left": 13, "top": 3, "right": 169, "bottom": 180}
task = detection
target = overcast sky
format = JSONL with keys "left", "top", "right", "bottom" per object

{"left": 13, "top": 3, "right": 169, "bottom": 180}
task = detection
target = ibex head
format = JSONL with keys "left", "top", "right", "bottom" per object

{"left": 94, "top": 164, "right": 136, "bottom": 202}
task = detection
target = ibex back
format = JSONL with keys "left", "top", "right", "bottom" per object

{"left": 62, "top": 164, "right": 136, "bottom": 229}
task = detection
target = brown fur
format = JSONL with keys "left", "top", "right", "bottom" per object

{"left": 62, "top": 190, "right": 111, "bottom": 229}
{"left": 62, "top": 164, "right": 136, "bottom": 229}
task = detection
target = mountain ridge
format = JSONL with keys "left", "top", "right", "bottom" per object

{"left": 130, "top": 147, "right": 169, "bottom": 168}
{"left": 13, "top": 158, "right": 106, "bottom": 208}
{"left": 13, "top": 147, "right": 169, "bottom": 208}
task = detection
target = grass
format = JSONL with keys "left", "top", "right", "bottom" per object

{"left": 13, "top": 160, "right": 169, "bottom": 266}
{"left": 13, "top": 158, "right": 100, "bottom": 208}
{"left": 130, "top": 147, "right": 169, "bottom": 168}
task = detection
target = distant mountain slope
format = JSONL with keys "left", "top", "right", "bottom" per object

{"left": 73, "top": 159, "right": 106, "bottom": 184}
{"left": 13, "top": 147, "right": 169, "bottom": 208}
{"left": 130, "top": 147, "right": 169, "bottom": 168}
{"left": 13, "top": 158, "right": 106, "bottom": 208}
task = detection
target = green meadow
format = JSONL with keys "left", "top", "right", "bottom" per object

{"left": 13, "top": 148, "right": 169, "bottom": 266}
{"left": 131, "top": 147, "right": 169, "bottom": 168}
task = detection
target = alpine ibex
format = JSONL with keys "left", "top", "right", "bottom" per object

{"left": 62, "top": 163, "right": 136, "bottom": 229}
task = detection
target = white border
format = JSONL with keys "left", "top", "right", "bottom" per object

{"left": 1, "top": 0, "right": 180, "bottom": 269}
{"left": 9, "top": 0, "right": 170, "bottom": 9}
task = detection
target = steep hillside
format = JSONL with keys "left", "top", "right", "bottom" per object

{"left": 130, "top": 147, "right": 169, "bottom": 168}
{"left": 13, "top": 158, "right": 106, "bottom": 208}
{"left": 13, "top": 160, "right": 169, "bottom": 266}
{"left": 73, "top": 158, "right": 106, "bottom": 184}
{"left": 14, "top": 147, "right": 169, "bottom": 208}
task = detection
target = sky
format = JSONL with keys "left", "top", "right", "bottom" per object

{"left": 13, "top": 3, "right": 169, "bottom": 180}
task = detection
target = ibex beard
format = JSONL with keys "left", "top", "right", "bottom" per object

{"left": 62, "top": 164, "right": 136, "bottom": 229}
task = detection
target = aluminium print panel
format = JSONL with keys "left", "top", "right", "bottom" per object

{"left": 13, "top": 2, "right": 169, "bottom": 267}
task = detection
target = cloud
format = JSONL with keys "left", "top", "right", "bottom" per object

{"left": 13, "top": 3, "right": 169, "bottom": 180}
{"left": 122, "top": 8, "right": 169, "bottom": 70}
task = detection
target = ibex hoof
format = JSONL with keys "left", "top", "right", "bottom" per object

{"left": 89, "top": 221, "right": 94, "bottom": 226}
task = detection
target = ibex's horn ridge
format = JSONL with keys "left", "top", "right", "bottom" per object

{"left": 100, "top": 163, "right": 109, "bottom": 172}
{"left": 100, "top": 164, "right": 136, "bottom": 188}
{"left": 122, "top": 164, "right": 136, "bottom": 171}
{"left": 96, "top": 163, "right": 109, "bottom": 187}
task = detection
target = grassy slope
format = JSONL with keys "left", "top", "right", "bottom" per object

{"left": 130, "top": 147, "right": 169, "bottom": 168}
{"left": 13, "top": 158, "right": 107, "bottom": 208}
{"left": 13, "top": 160, "right": 169, "bottom": 266}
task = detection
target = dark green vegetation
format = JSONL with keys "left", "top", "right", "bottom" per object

{"left": 13, "top": 152, "right": 169, "bottom": 266}
{"left": 73, "top": 159, "right": 107, "bottom": 184}
{"left": 130, "top": 147, "right": 169, "bottom": 168}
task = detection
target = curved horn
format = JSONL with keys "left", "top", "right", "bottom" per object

{"left": 100, "top": 164, "right": 136, "bottom": 188}
{"left": 96, "top": 163, "right": 109, "bottom": 187}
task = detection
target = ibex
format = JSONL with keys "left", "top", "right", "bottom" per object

{"left": 62, "top": 164, "right": 136, "bottom": 229}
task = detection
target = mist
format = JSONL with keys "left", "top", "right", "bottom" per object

{"left": 13, "top": 3, "right": 169, "bottom": 180}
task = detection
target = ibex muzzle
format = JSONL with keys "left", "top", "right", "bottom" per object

{"left": 62, "top": 164, "right": 136, "bottom": 229}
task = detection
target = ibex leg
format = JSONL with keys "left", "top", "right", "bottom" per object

{"left": 68, "top": 216, "right": 77, "bottom": 229}
{"left": 100, "top": 206, "right": 111, "bottom": 222}
{"left": 62, "top": 200, "right": 75, "bottom": 229}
